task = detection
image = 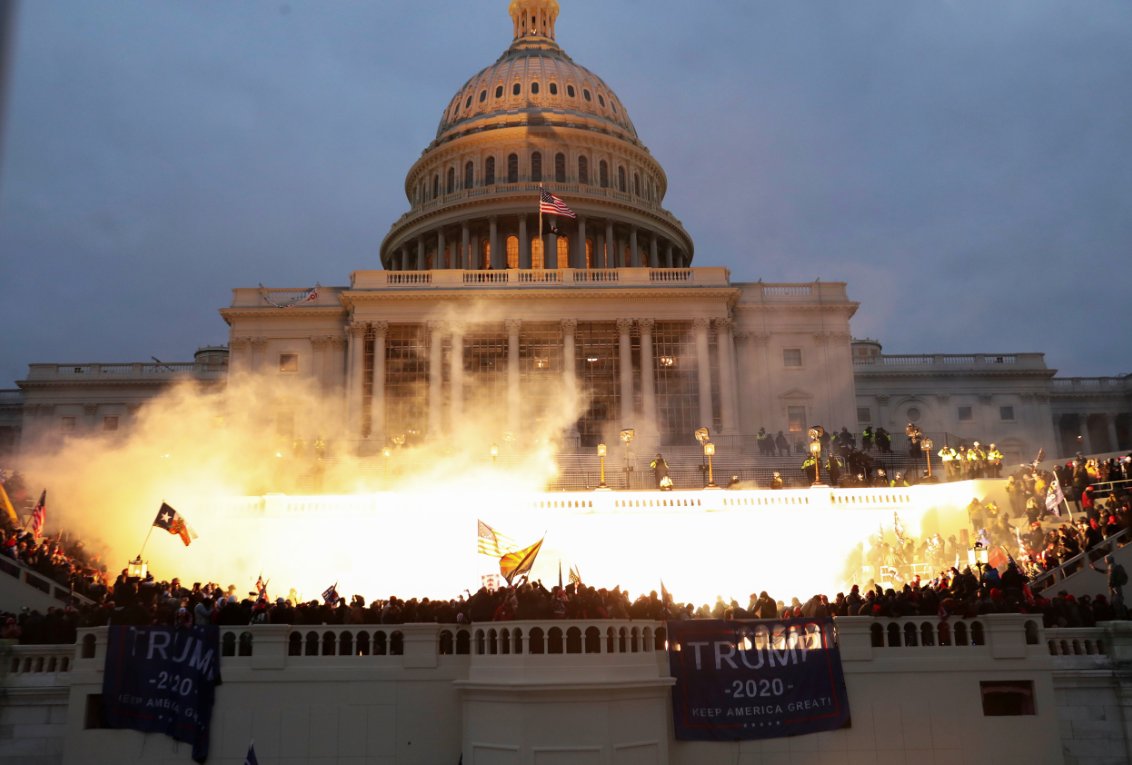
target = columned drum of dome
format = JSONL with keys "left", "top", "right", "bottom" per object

{"left": 380, "top": 0, "right": 694, "bottom": 273}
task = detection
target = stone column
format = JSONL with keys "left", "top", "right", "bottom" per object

{"left": 489, "top": 216, "right": 501, "bottom": 269}
{"left": 415, "top": 236, "right": 425, "bottom": 271}
{"left": 649, "top": 236, "right": 659, "bottom": 268}
{"left": 546, "top": 230, "right": 558, "bottom": 269}
{"left": 346, "top": 323, "right": 367, "bottom": 442}
{"left": 1108, "top": 415, "right": 1120, "bottom": 453}
{"left": 461, "top": 223, "right": 470, "bottom": 269}
{"left": 630, "top": 228, "right": 639, "bottom": 267}
{"left": 639, "top": 318, "right": 657, "bottom": 431}
{"left": 437, "top": 229, "right": 446, "bottom": 269}
{"left": 715, "top": 318, "right": 739, "bottom": 434}
{"left": 506, "top": 319, "right": 521, "bottom": 437}
{"left": 575, "top": 216, "right": 587, "bottom": 269}
{"left": 693, "top": 317, "right": 714, "bottom": 430}
{"left": 428, "top": 322, "right": 444, "bottom": 437}
{"left": 605, "top": 221, "right": 615, "bottom": 267}
{"left": 617, "top": 318, "right": 635, "bottom": 426}
{"left": 450, "top": 323, "right": 465, "bottom": 429}
{"left": 371, "top": 322, "right": 388, "bottom": 444}
{"left": 665, "top": 242, "right": 674, "bottom": 268}
{"left": 518, "top": 215, "right": 530, "bottom": 269}
{"left": 596, "top": 231, "right": 606, "bottom": 269}
{"left": 471, "top": 232, "right": 481, "bottom": 270}
{"left": 562, "top": 319, "right": 578, "bottom": 437}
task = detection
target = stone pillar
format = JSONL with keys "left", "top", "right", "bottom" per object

{"left": 428, "top": 322, "right": 444, "bottom": 437}
{"left": 1108, "top": 415, "right": 1120, "bottom": 453}
{"left": 346, "top": 323, "right": 366, "bottom": 442}
{"left": 416, "top": 236, "right": 425, "bottom": 271}
{"left": 693, "top": 317, "right": 714, "bottom": 430}
{"left": 506, "top": 319, "right": 521, "bottom": 437}
{"left": 639, "top": 319, "right": 657, "bottom": 432}
{"left": 450, "top": 323, "right": 465, "bottom": 429}
{"left": 617, "top": 318, "right": 635, "bottom": 426}
{"left": 665, "top": 242, "right": 674, "bottom": 268}
{"left": 489, "top": 216, "right": 501, "bottom": 269}
{"left": 715, "top": 318, "right": 739, "bottom": 435}
{"left": 437, "top": 229, "right": 447, "bottom": 269}
{"left": 630, "top": 228, "right": 639, "bottom": 267}
{"left": 605, "top": 220, "right": 615, "bottom": 267}
{"left": 649, "top": 236, "right": 659, "bottom": 268}
{"left": 461, "top": 223, "right": 470, "bottom": 269}
{"left": 562, "top": 319, "right": 578, "bottom": 438}
{"left": 596, "top": 231, "right": 606, "bottom": 269}
{"left": 546, "top": 230, "right": 558, "bottom": 269}
{"left": 471, "top": 232, "right": 481, "bottom": 270}
{"left": 518, "top": 215, "right": 530, "bottom": 269}
{"left": 575, "top": 216, "right": 587, "bottom": 269}
{"left": 371, "top": 322, "right": 388, "bottom": 444}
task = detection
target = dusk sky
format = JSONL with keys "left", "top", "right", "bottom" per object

{"left": 2, "top": 0, "right": 1131, "bottom": 388}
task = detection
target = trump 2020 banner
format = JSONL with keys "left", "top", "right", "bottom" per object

{"left": 667, "top": 617, "right": 850, "bottom": 741}
{"left": 102, "top": 625, "right": 222, "bottom": 763}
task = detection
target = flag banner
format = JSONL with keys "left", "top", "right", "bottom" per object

{"left": 322, "top": 582, "right": 339, "bottom": 605}
{"left": 569, "top": 565, "right": 582, "bottom": 587}
{"left": 499, "top": 537, "right": 544, "bottom": 584}
{"left": 259, "top": 283, "right": 320, "bottom": 308}
{"left": 667, "top": 618, "right": 850, "bottom": 741}
{"left": 539, "top": 188, "right": 576, "bottom": 218}
{"left": 101, "top": 625, "right": 222, "bottom": 764}
{"left": 477, "top": 519, "right": 503, "bottom": 556}
{"left": 244, "top": 742, "right": 259, "bottom": 765}
{"left": 153, "top": 503, "right": 197, "bottom": 546}
{"left": 0, "top": 483, "right": 17, "bottom": 525}
{"left": 1046, "top": 476, "right": 1065, "bottom": 515}
{"left": 30, "top": 490, "right": 46, "bottom": 539}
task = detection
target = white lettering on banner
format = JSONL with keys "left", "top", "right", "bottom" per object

{"left": 687, "top": 628, "right": 820, "bottom": 671}
{"left": 143, "top": 630, "right": 171, "bottom": 660}
{"left": 131, "top": 629, "right": 216, "bottom": 677}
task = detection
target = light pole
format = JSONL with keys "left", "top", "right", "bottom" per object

{"left": 704, "top": 441, "right": 717, "bottom": 488}
{"left": 597, "top": 443, "right": 609, "bottom": 489}
{"left": 809, "top": 439, "right": 822, "bottom": 486}
{"left": 921, "top": 436, "right": 934, "bottom": 479}
{"left": 695, "top": 427, "right": 710, "bottom": 487}
{"left": 620, "top": 428, "right": 635, "bottom": 489}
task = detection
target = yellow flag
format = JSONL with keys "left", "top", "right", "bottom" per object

{"left": 0, "top": 483, "right": 17, "bottom": 525}
{"left": 499, "top": 537, "right": 544, "bottom": 585}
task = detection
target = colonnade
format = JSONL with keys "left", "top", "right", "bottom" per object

{"left": 385, "top": 213, "right": 689, "bottom": 272}
{"left": 343, "top": 316, "right": 740, "bottom": 446}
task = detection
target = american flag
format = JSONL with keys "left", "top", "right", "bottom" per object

{"left": 29, "top": 490, "right": 46, "bottom": 539}
{"left": 322, "top": 582, "right": 340, "bottom": 605}
{"left": 477, "top": 519, "right": 513, "bottom": 557}
{"left": 539, "top": 188, "right": 576, "bottom": 218}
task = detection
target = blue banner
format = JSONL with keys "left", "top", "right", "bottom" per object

{"left": 668, "top": 618, "right": 850, "bottom": 741}
{"left": 102, "top": 625, "right": 222, "bottom": 763}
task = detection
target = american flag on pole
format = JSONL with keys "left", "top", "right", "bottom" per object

{"left": 539, "top": 188, "right": 576, "bottom": 218}
{"left": 477, "top": 519, "right": 514, "bottom": 557}
{"left": 29, "top": 490, "right": 46, "bottom": 539}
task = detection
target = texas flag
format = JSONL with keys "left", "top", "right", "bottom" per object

{"left": 152, "top": 502, "right": 198, "bottom": 546}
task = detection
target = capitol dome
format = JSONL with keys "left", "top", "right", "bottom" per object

{"left": 380, "top": 0, "right": 694, "bottom": 273}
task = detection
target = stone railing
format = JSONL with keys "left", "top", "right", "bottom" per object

{"left": 2, "top": 643, "right": 74, "bottom": 688}
{"left": 854, "top": 353, "right": 1048, "bottom": 370}
{"left": 348, "top": 267, "right": 731, "bottom": 291}
{"left": 22, "top": 362, "right": 226, "bottom": 381}
{"left": 0, "top": 555, "right": 95, "bottom": 607}
{"left": 1050, "top": 377, "right": 1130, "bottom": 394}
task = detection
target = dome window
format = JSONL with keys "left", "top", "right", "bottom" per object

{"left": 495, "top": 85, "right": 503, "bottom": 99}
{"left": 555, "top": 152, "right": 566, "bottom": 183}
{"left": 583, "top": 88, "right": 592, "bottom": 102}
{"left": 598, "top": 93, "right": 606, "bottom": 107}
{"left": 446, "top": 167, "right": 456, "bottom": 194}
{"left": 507, "top": 153, "right": 518, "bottom": 183}
{"left": 578, "top": 156, "right": 589, "bottom": 185}
{"left": 531, "top": 151, "right": 542, "bottom": 182}
{"left": 567, "top": 84, "right": 576, "bottom": 98}
{"left": 634, "top": 172, "right": 641, "bottom": 197}
{"left": 549, "top": 82, "right": 558, "bottom": 95}
{"left": 464, "top": 161, "right": 474, "bottom": 189}
{"left": 432, "top": 174, "right": 439, "bottom": 199}
{"left": 611, "top": 101, "right": 618, "bottom": 114}
{"left": 465, "top": 95, "right": 472, "bottom": 109}
{"left": 513, "top": 82, "right": 521, "bottom": 96}
{"left": 617, "top": 166, "right": 626, "bottom": 193}
{"left": 485, "top": 157, "right": 496, "bottom": 186}
{"left": 479, "top": 89, "right": 487, "bottom": 103}
{"left": 531, "top": 82, "right": 540, "bottom": 95}
{"left": 599, "top": 160, "right": 609, "bottom": 189}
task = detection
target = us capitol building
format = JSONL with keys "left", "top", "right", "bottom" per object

{"left": 5, "top": 0, "right": 1130, "bottom": 466}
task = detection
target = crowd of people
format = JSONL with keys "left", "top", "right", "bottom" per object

{"left": 2, "top": 453, "right": 1130, "bottom": 646}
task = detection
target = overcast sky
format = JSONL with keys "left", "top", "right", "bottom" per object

{"left": 2, "top": 0, "right": 1131, "bottom": 387}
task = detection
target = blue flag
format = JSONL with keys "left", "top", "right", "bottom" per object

{"left": 244, "top": 742, "right": 259, "bottom": 765}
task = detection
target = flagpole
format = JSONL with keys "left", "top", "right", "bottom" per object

{"left": 538, "top": 184, "right": 543, "bottom": 267}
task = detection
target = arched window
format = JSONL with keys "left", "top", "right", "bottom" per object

{"left": 599, "top": 160, "right": 609, "bottom": 188}
{"left": 478, "top": 89, "right": 486, "bottom": 103}
{"left": 578, "top": 156, "right": 589, "bottom": 185}
{"left": 566, "top": 84, "right": 576, "bottom": 98}
{"left": 464, "top": 95, "right": 472, "bottom": 109}
{"left": 585, "top": 238, "right": 593, "bottom": 269}
{"left": 507, "top": 153, "right": 518, "bottom": 183}
{"left": 446, "top": 167, "right": 455, "bottom": 194}
{"left": 598, "top": 93, "right": 606, "bottom": 107}
{"left": 583, "top": 88, "right": 592, "bottom": 101}
{"left": 512, "top": 82, "right": 521, "bottom": 96}
{"left": 633, "top": 172, "right": 640, "bottom": 197}
{"left": 481, "top": 240, "right": 491, "bottom": 270}
{"left": 531, "top": 152, "right": 542, "bottom": 182}
{"left": 555, "top": 152, "right": 566, "bottom": 183}
{"left": 557, "top": 236, "right": 570, "bottom": 267}
{"left": 531, "top": 81, "right": 540, "bottom": 95}
{"left": 549, "top": 82, "right": 558, "bottom": 95}
{"left": 617, "top": 166, "right": 626, "bottom": 193}
{"left": 506, "top": 235, "right": 519, "bottom": 269}
{"left": 495, "top": 85, "right": 503, "bottom": 98}
{"left": 432, "top": 174, "right": 439, "bottom": 199}
{"left": 531, "top": 238, "right": 544, "bottom": 270}
{"left": 464, "top": 161, "right": 474, "bottom": 189}
{"left": 485, "top": 156, "right": 495, "bottom": 186}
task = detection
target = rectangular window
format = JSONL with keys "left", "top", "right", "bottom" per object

{"left": 279, "top": 353, "right": 298, "bottom": 373}
{"left": 787, "top": 406, "right": 806, "bottom": 433}
{"left": 84, "top": 694, "right": 104, "bottom": 729}
{"left": 958, "top": 406, "right": 973, "bottom": 421}
{"left": 857, "top": 407, "right": 871, "bottom": 424}
{"left": 783, "top": 348, "right": 802, "bottom": 367}
{"left": 1000, "top": 406, "right": 1015, "bottom": 421}
{"left": 60, "top": 417, "right": 76, "bottom": 432}
{"left": 980, "top": 680, "right": 1035, "bottom": 716}
{"left": 102, "top": 416, "right": 119, "bottom": 431}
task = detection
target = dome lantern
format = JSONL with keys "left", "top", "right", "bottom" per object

{"left": 509, "top": 0, "right": 559, "bottom": 41}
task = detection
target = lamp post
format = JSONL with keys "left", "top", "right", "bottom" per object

{"left": 921, "top": 436, "right": 934, "bottom": 479}
{"left": 809, "top": 439, "right": 822, "bottom": 486}
{"left": 596, "top": 443, "right": 609, "bottom": 489}
{"left": 619, "top": 429, "right": 635, "bottom": 489}
{"left": 695, "top": 427, "right": 710, "bottom": 487}
{"left": 704, "top": 442, "right": 717, "bottom": 488}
